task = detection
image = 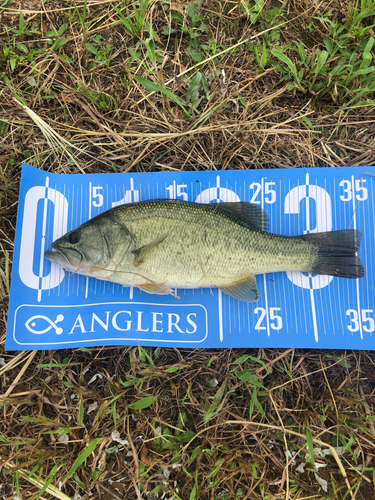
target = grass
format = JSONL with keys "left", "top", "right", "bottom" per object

{"left": 2, "top": 348, "right": 375, "bottom": 499}
{"left": 0, "top": 0, "right": 375, "bottom": 498}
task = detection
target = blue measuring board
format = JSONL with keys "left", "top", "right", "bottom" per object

{"left": 6, "top": 163, "right": 375, "bottom": 351}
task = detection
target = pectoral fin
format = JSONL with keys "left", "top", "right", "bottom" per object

{"left": 132, "top": 234, "right": 168, "bottom": 265}
{"left": 138, "top": 282, "right": 180, "bottom": 299}
{"left": 220, "top": 274, "right": 259, "bottom": 302}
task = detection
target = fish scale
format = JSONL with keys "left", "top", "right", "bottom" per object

{"left": 94, "top": 201, "right": 315, "bottom": 286}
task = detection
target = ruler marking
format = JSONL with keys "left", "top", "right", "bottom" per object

{"left": 352, "top": 175, "right": 363, "bottom": 340}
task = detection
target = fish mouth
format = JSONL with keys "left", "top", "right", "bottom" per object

{"left": 45, "top": 242, "right": 83, "bottom": 268}
{"left": 44, "top": 245, "right": 68, "bottom": 266}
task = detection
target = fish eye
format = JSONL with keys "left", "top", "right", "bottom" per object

{"left": 68, "top": 231, "right": 81, "bottom": 244}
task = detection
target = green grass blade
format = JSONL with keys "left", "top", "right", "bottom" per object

{"left": 249, "top": 386, "right": 256, "bottom": 419}
{"left": 189, "top": 471, "right": 199, "bottom": 500}
{"left": 205, "top": 379, "right": 227, "bottom": 423}
{"left": 360, "top": 36, "right": 374, "bottom": 69}
{"left": 255, "top": 399, "right": 265, "bottom": 416}
{"left": 128, "top": 395, "right": 157, "bottom": 410}
{"left": 78, "top": 396, "right": 84, "bottom": 426}
{"left": 350, "top": 66, "right": 374, "bottom": 80}
{"left": 17, "top": 468, "right": 71, "bottom": 499}
{"left": 272, "top": 49, "right": 297, "bottom": 77}
{"left": 295, "top": 41, "right": 306, "bottom": 63}
{"left": 312, "top": 50, "right": 329, "bottom": 83}
{"left": 135, "top": 76, "right": 190, "bottom": 118}
{"left": 237, "top": 370, "right": 265, "bottom": 389}
{"left": 233, "top": 355, "right": 268, "bottom": 372}
{"left": 145, "top": 36, "right": 156, "bottom": 63}
{"left": 36, "top": 462, "right": 60, "bottom": 500}
{"left": 189, "top": 444, "right": 201, "bottom": 465}
{"left": 111, "top": 3, "right": 137, "bottom": 36}
{"left": 305, "top": 426, "right": 315, "bottom": 463}
{"left": 67, "top": 438, "right": 103, "bottom": 479}
{"left": 135, "top": 76, "right": 180, "bottom": 102}
{"left": 298, "top": 112, "right": 314, "bottom": 130}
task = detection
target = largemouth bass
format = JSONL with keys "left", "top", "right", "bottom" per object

{"left": 44, "top": 200, "right": 364, "bottom": 302}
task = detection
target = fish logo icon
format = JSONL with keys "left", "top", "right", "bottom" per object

{"left": 25, "top": 314, "right": 64, "bottom": 335}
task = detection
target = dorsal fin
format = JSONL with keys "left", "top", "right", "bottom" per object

{"left": 211, "top": 202, "right": 269, "bottom": 231}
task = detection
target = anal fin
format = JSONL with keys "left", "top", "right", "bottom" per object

{"left": 220, "top": 274, "right": 259, "bottom": 302}
{"left": 138, "top": 283, "right": 180, "bottom": 299}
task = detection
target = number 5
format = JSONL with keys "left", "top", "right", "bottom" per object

{"left": 265, "top": 182, "right": 276, "bottom": 204}
{"left": 177, "top": 184, "right": 188, "bottom": 201}
{"left": 355, "top": 179, "right": 368, "bottom": 201}
{"left": 270, "top": 307, "right": 282, "bottom": 330}
{"left": 362, "top": 310, "right": 374, "bottom": 333}
{"left": 92, "top": 186, "right": 103, "bottom": 207}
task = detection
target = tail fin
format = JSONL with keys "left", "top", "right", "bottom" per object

{"left": 303, "top": 229, "right": 364, "bottom": 279}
